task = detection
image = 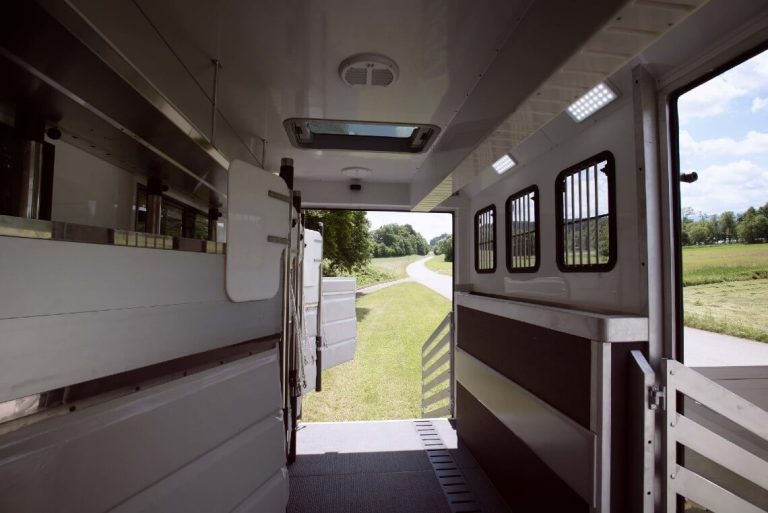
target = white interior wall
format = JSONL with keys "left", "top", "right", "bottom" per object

{"left": 50, "top": 139, "right": 214, "bottom": 233}
{"left": 51, "top": 140, "right": 139, "bottom": 230}
{"left": 464, "top": 99, "right": 646, "bottom": 315}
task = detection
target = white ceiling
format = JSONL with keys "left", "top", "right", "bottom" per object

{"left": 126, "top": 0, "right": 532, "bottom": 183}
{"left": 65, "top": 0, "right": 767, "bottom": 210}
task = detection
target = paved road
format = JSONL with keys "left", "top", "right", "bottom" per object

{"left": 406, "top": 256, "right": 452, "bottom": 300}
{"left": 684, "top": 327, "right": 768, "bottom": 367}
{"left": 375, "top": 257, "right": 768, "bottom": 368}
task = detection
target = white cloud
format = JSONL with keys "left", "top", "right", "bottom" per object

{"left": 678, "top": 51, "right": 768, "bottom": 123}
{"left": 752, "top": 97, "right": 768, "bottom": 113}
{"left": 366, "top": 211, "right": 452, "bottom": 241}
{"left": 680, "top": 130, "right": 768, "bottom": 158}
{"left": 681, "top": 160, "right": 768, "bottom": 214}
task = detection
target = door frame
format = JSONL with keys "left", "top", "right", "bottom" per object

{"left": 655, "top": 21, "right": 768, "bottom": 364}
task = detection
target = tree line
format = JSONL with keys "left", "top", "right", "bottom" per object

{"left": 371, "top": 223, "right": 428, "bottom": 257}
{"left": 304, "top": 210, "right": 439, "bottom": 272}
{"left": 682, "top": 202, "right": 768, "bottom": 245}
{"left": 430, "top": 233, "right": 453, "bottom": 262}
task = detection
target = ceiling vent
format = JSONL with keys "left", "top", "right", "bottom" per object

{"left": 339, "top": 54, "right": 399, "bottom": 87}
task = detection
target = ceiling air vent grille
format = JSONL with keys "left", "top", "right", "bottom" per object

{"left": 339, "top": 53, "right": 399, "bottom": 88}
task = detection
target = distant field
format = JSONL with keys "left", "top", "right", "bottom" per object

{"left": 682, "top": 243, "right": 768, "bottom": 342}
{"left": 682, "top": 244, "right": 768, "bottom": 286}
{"left": 425, "top": 254, "right": 453, "bottom": 276}
{"left": 370, "top": 254, "right": 424, "bottom": 279}
{"left": 302, "top": 282, "right": 451, "bottom": 421}
{"left": 343, "top": 254, "right": 424, "bottom": 289}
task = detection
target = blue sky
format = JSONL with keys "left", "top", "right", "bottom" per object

{"left": 678, "top": 49, "right": 768, "bottom": 216}
{"left": 366, "top": 211, "right": 452, "bottom": 241}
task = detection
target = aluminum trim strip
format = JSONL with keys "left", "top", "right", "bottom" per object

{"left": 456, "top": 291, "right": 648, "bottom": 342}
{"left": 456, "top": 348, "right": 596, "bottom": 505}
{"left": 674, "top": 466, "right": 764, "bottom": 513}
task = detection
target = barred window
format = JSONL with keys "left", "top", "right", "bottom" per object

{"left": 556, "top": 152, "right": 616, "bottom": 271}
{"left": 474, "top": 205, "right": 496, "bottom": 273}
{"left": 506, "top": 186, "right": 539, "bottom": 272}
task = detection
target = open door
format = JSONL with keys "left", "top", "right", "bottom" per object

{"left": 301, "top": 229, "right": 357, "bottom": 394}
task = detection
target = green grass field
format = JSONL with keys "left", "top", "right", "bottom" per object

{"left": 682, "top": 243, "right": 768, "bottom": 342}
{"left": 682, "top": 244, "right": 768, "bottom": 286}
{"left": 301, "top": 282, "right": 451, "bottom": 421}
{"left": 424, "top": 254, "right": 453, "bottom": 276}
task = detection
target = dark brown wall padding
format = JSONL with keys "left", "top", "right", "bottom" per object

{"left": 456, "top": 305, "right": 592, "bottom": 428}
{"left": 457, "top": 384, "right": 589, "bottom": 511}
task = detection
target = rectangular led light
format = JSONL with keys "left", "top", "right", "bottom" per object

{"left": 567, "top": 82, "right": 618, "bottom": 122}
{"left": 492, "top": 154, "right": 516, "bottom": 174}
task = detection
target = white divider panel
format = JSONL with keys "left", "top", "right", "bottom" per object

{"left": 301, "top": 229, "right": 323, "bottom": 393}
{"left": 226, "top": 159, "right": 289, "bottom": 302}
{"left": 320, "top": 277, "right": 357, "bottom": 369}
{"left": 0, "top": 349, "right": 288, "bottom": 513}
{"left": 302, "top": 277, "right": 357, "bottom": 393}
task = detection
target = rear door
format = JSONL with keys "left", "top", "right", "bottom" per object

{"left": 301, "top": 231, "right": 357, "bottom": 394}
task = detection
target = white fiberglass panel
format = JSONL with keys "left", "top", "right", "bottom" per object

{"left": 226, "top": 160, "right": 289, "bottom": 302}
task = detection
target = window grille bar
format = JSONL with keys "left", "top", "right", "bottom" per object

{"left": 594, "top": 164, "right": 599, "bottom": 262}
{"left": 586, "top": 167, "right": 591, "bottom": 265}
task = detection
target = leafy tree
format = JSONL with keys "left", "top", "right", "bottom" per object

{"left": 304, "top": 210, "right": 372, "bottom": 273}
{"left": 371, "top": 223, "right": 428, "bottom": 257}
{"left": 720, "top": 211, "right": 736, "bottom": 243}
{"left": 737, "top": 211, "right": 768, "bottom": 243}
{"left": 688, "top": 223, "right": 710, "bottom": 245}
{"left": 434, "top": 235, "right": 453, "bottom": 262}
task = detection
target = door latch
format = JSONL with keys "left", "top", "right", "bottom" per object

{"left": 649, "top": 385, "right": 666, "bottom": 411}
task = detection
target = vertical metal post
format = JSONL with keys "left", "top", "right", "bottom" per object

{"left": 211, "top": 59, "right": 221, "bottom": 147}
{"left": 18, "top": 140, "right": 43, "bottom": 219}
{"left": 146, "top": 177, "right": 164, "bottom": 235}
{"left": 15, "top": 114, "right": 46, "bottom": 220}
{"left": 315, "top": 222, "right": 324, "bottom": 392}
{"left": 207, "top": 206, "right": 221, "bottom": 242}
{"left": 279, "top": 157, "right": 294, "bottom": 459}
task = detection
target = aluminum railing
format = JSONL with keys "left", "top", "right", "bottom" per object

{"left": 421, "top": 313, "right": 453, "bottom": 418}
{"left": 664, "top": 359, "right": 768, "bottom": 513}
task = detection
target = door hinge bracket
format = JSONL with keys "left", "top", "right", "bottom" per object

{"left": 649, "top": 385, "right": 666, "bottom": 411}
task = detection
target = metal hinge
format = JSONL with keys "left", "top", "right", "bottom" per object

{"left": 649, "top": 385, "right": 666, "bottom": 411}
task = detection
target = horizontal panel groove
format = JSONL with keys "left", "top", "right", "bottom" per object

{"left": 455, "top": 349, "right": 595, "bottom": 505}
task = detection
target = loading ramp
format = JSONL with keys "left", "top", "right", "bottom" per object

{"left": 288, "top": 419, "right": 510, "bottom": 513}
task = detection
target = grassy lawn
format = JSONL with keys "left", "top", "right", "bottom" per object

{"left": 682, "top": 243, "right": 768, "bottom": 342}
{"left": 302, "top": 281, "right": 451, "bottom": 421}
{"left": 682, "top": 243, "right": 768, "bottom": 286}
{"left": 684, "top": 279, "right": 768, "bottom": 342}
{"left": 425, "top": 254, "right": 453, "bottom": 276}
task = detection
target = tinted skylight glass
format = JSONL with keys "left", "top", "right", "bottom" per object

{"left": 306, "top": 121, "right": 417, "bottom": 138}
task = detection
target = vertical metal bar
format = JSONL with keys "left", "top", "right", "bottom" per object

{"left": 595, "top": 165, "right": 600, "bottom": 262}
{"left": 586, "top": 167, "right": 592, "bottom": 265}
{"left": 562, "top": 182, "right": 568, "bottom": 266}
{"left": 578, "top": 169, "right": 584, "bottom": 266}
{"left": 211, "top": 59, "right": 221, "bottom": 147}
{"left": 665, "top": 360, "right": 679, "bottom": 513}
{"left": 526, "top": 193, "right": 531, "bottom": 267}
{"left": 315, "top": 223, "right": 324, "bottom": 392}
{"left": 570, "top": 173, "right": 576, "bottom": 265}
{"left": 18, "top": 140, "right": 43, "bottom": 219}
{"left": 513, "top": 199, "right": 518, "bottom": 268}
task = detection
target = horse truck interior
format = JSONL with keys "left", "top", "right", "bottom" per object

{"left": 0, "top": 1, "right": 767, "bottom": 512}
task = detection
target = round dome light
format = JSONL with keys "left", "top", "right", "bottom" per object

{"left": 341, "top": 166, "right": 373, "bottom": 179}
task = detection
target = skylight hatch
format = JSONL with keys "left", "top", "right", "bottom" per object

{"left": 284, "top": 119, "right": 440, "bottom": 153}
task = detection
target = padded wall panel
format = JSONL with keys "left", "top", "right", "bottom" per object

{"left": 457, "top": 384, "right": 589, "bottom": 511}
{"left": 457, "top": 305, "right": 591, "bottom": 427}
{"left": 0, "top": 350, "right": 287, "bottom": 513}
